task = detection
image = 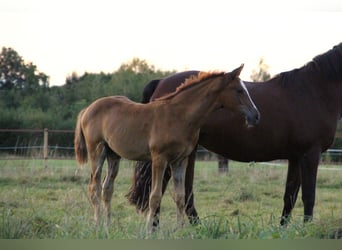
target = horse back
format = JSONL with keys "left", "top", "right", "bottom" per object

{"left": 81, "top": 96, "right": 156, "bottom": 160}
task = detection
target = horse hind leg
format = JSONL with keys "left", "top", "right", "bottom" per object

{"left": 171, "top": 158, "right": 188, "bottom": 228}
{"left": 88, "top": 142, "right": 107, "bottom": 225}
{"left": 102, "top": 147, "right": 120, "bottom": 226}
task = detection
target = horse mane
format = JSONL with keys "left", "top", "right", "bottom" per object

{"left": 277, "top": 43, "right": 342, "bottom": 85}
{"left": 310, "top": 43, "right": 342, "bottom": 80}
{"left": 154, "top": 71, "right": 225, "bottom": 101}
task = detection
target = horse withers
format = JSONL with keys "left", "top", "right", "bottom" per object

{"left": 74, "top": 65, "right": 259, "bottom": 232}
{"left": 128, "top": 43, "right": 342, "bottom": 226}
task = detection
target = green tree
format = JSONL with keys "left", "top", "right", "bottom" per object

{"left": 250, "top": 58, "right": 271, "bottom": 82}
{"left": 0, "top": 47, "right": 51, "bottom": 147}
{"left": 0, "top": 53, "right": 176, "bottom": 151}
{"left": 0, "top": 47, "right": 49, "bottom": 91}
{"left": 110, "top": 58, "right": 174, "bottom": 101}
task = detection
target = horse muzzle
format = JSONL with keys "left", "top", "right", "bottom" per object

{"left": 244, "top": 107, "right": 260, "bottom": 128}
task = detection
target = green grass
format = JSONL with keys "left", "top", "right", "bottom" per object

{"left": 0, "top": 159, "right": 341, "bottom": 239}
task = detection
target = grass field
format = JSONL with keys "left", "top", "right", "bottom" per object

{"left": 0, "top": 158, "right": 341, "bottom": 239}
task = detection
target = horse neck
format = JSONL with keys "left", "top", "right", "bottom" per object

{"left": 168, "top": 76, "right": 226, "bottom": 129}
{"left": 307, "top": 65, "right": 342, "bottom": 106}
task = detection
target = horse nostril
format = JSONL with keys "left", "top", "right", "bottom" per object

{"left": 256, "top": 112, "right": 261, "bottom": 124}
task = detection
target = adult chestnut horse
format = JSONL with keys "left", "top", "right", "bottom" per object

{"left": 128, "top": 43, "right": 342, "bottom": 225}
{"left": 74, "top": 65, "right": 259, "bottom": 232}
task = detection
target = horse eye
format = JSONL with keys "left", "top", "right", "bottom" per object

{"left": 237, "top": 89, "right": 244, "bottom": 94}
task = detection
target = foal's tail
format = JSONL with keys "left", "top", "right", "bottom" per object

{"left": 74, "top": 109, "right": 88, "bottom": 165}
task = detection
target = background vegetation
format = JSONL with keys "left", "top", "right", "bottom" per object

{"left": 0, "top": 47, "right": 174, "bottom": 150}
{"left": 2, "top": 47, "right": 341, "bottom": 160}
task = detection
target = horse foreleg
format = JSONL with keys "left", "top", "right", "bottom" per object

{"left": 102, "top": 150, "right": 120, "bottom": 226}
{"left": 171, "top": 158, "right": 188, "bottom": 228}
{"left": 300, "top": 148, "right": 320, "bottom": 223}
{"left": 146, "top": 156, "right": 167, "bottom": 233}
{"left": 152, "top": 166, "right": 171, "bottom": 228}
{"left": 281, "top": 158, "right": 301, "bottom": 225}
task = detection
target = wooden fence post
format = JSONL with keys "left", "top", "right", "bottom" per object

{"left": 218, "top": 155, "right": 229, "bottom": 174}
{"left": 44, "top": 128, "right": 48, "bottom": 167}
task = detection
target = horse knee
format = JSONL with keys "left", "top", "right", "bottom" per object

{"left": 174, "top": 192, "right": 185, "bottom": 207}
{"left": 102, "top": 186, "right": 114, "bottom": 203}
{"left": 89, "top": 182, "right": 101, "bottom": 202}
{"left": 149, "top": 193, "right": 162, "bottom": 211}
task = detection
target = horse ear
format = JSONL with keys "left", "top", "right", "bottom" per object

{"left": 230, "top": 64, "right": 244, "bottom": 79}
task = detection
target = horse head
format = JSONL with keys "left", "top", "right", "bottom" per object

{"left": 220, "top": 64, "right": 260, "bottom": 127}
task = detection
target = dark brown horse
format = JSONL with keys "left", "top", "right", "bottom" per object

{"left": 74, "top": 65, "right": 259, "bottom": 232}
{"left": 127, "top": 43, "right": 342, "bottom": 226}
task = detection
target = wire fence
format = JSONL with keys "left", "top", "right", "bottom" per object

{"left": 0, "top": 128, "right": 342, "bottom": 165}
{"left": 0, "top": 129, "right": 74, "bottom": 167}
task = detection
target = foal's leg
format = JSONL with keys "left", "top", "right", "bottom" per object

{"left": 171, "top": 158, "right": 188, "bottom": 228}
{"left": 281, "top": 158, "right": 301, "bottom": 225}
{"left": 102, "top": 149, "right": 120, "bottom": 226}
{"left": 153, "top": 165, "right": 171, "bottom": 228}
{"left": 146, "top": 155, "right": 167, "bottom": 233}
{"left": 88, "top": 143, "right": 106, "bottom": 225}
{"left": 184, "top": 149, "right": 199, "bottom": 225}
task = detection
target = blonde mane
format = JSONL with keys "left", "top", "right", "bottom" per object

{"left": 154, "top": 71, "right": 225, "bottom": 102}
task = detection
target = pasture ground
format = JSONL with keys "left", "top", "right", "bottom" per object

{"left": 0, "top": 159, "right": 341, "bottom": 239}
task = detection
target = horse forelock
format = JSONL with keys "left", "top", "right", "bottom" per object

{"left": 153, "top": 71, "right": 224, "bottom": 101}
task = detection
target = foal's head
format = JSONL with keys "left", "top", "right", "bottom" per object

{"left": 220, "top": 65, "right": 260, "bottom": 127}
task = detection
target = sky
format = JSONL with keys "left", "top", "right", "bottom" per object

{"left": 1, "top": 0, "right": 342, "bottom": 86}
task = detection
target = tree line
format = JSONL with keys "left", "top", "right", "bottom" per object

{"left": 0, "top": 47, "right": 341, "bottom": 160}
{"left": 0, "top": 47, "right": 174, "bottom": 150}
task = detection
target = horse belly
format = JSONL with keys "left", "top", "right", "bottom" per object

{"left": 203, "top": 141, "right": 289, "bottom": 162}
{"left": 109, "top": 142, "right": 151, "bottom": 161}
{"left": 199, "top": 117, "right": 291, "bottom": 162}
{"left": 106, "top": 131, "right": 151, "bottom": 161}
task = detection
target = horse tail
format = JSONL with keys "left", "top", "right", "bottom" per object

{"left": 74, "top": 109, "right": 88, "bottom": 165}
{"left": 126, "top": 161, "right": 153, "bottom": 213}
{"left": 141, "top": 79, "right": 160, "bottom": 103}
